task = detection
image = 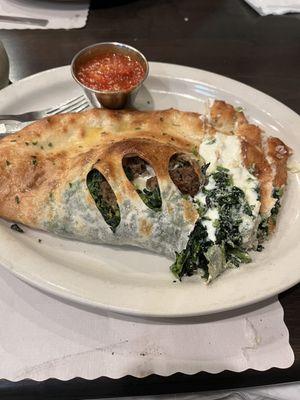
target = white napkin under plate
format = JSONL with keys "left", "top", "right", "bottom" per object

{"left": 0, "top": 0, "right": 90, "bottom": 30}
{"left": 0, "top": 266, "right": 293, "bottom": 381}
{"left": 245, "top": 0, "right": 300, "bottom": 15}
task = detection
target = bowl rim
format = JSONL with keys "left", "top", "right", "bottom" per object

{"left": 70, "top": 41, "right": 149, "bottom": 95}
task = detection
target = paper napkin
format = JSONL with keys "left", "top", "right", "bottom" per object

{"left": 245, "top": 0, "right": 300, "bottom": 15}
{"left": 0, "top": 0, "right": 90, "bottom": 30}
{"left": 0, "top": 266, "right": 294, "bottom": 381}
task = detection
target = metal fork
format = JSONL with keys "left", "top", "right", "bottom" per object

{"left": 0, "top": 95, "right": 90, "bottom": 123}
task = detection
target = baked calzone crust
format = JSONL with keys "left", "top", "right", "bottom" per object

{"left": 0, "top": 101, "right": 292, "bottom": 282}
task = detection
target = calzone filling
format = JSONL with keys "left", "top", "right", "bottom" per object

{"left": 171, "top": 133, "right": 262, "bottom": 282}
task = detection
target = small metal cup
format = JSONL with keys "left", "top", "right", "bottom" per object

{"left": 71, "top": 42, "right": 149, "bottom": 109}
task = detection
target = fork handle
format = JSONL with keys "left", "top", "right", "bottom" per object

{"left": 0, "top": 113, "right": 35, "bottom": 122}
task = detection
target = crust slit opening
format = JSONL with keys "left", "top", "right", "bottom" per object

{"left": 122, "top": 155, "right": 162, "bottom": 211}
{"left": 86, "top": 169, "right": 121, "bottom": 232}
{"left": 168, "top": 153, "right": 204, "bottom": 197}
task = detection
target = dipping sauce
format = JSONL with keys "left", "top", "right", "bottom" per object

{"left": 77, "top": 53, "right": 145, "bottom": 92}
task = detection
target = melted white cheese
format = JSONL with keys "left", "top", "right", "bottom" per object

{"left": 132, "top": 165, "right": 155, "bottom": 190}
{"left": 194, "top": 176, "right": 219, "bottom": 242}
{"left": 199, "top": 133, "right": 261, "bottom": 246}
{"left": 200, "top": 133, "right": 260, "bottom": 214}
{"left": 202, "top": 207, "right": 219, "bottom": 242}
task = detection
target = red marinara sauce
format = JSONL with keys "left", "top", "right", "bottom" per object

{"left": 77, "top": 53, "right": 145, "bottom": 92}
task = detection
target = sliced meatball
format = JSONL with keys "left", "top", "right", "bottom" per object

{"left": 146, "top": 176, "right": 159, "bottom": 191}
{"left": 99, "top": 179, "right": 118, "bottom": 209}
{"left": 169, "top": 154, "right": 201, "bottom": 197}
{"left": 123, "top": 156, "right": 147, "bottom": 180}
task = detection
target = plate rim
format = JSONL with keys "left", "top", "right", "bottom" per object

{"left": 0, "top": 62, "right": 299, "bottom": 318}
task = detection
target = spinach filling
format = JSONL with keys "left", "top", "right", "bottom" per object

{"left": 171, "top": 220, "right": 213, "bottom": 280}
{"left": 257, "top": 216, "right": 269, "bottom": 242}
{"left": 203, "top": 167, "right": 253, "bottom": 267}
{"left": 171, "top": 166, "right": 254, "bottom": 281}
{"left": 270, "top": 187, "right": 283, "bottom": 223}
{"left": 136, "top": 186, "right": 162, "bottom": 211}
{"left": 257, "top": 187, "right": 283, "bottom": 242}
{"left": 123, "top": 156, "right": 162, "bottom": 212}
{"left": 87, "top": 169, "right": 121, "bottom": 232}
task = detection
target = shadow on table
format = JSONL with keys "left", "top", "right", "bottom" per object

{"left": 90, "top": 0, "right": 140, "bottom": 10}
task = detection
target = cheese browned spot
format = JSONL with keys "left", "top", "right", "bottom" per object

{"left": 182, "top": 199, "right": 199, "bottom": 224}
{"left": 267, "top": 137, "right": 292, "bottom": 188}
{"left": 139, "top": 218, "right": 153, "bottom": 236}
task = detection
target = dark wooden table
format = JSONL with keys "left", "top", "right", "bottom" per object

{"left": 0, "top": 0, "right": 299, "bottom": 398}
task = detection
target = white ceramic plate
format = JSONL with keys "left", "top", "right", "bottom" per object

{"left": 0, "top": 62, "right": 299, "bottom": 317}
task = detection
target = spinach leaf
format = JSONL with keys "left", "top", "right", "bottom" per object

{"left": 257, "top": 187, "right": 283, "bottom": 241}
{"left": 137, "top": 186, "right": 162, "bottom": 211}
{"left": 87, "top": 169, "right": 120, "bottom": 232}
{"left": 123, "top": 156, "right": 162, "bottom": 211}
{"left": 204, "top": 168, "right": 252, "bottom": 249}
{"left": 226, "top": 247, "right": 252, "bottom": 267}
{"left": 171, "top": 220, "right": 213, "bottom": 280}
{"left": 271, "top": 187, "right": 283, "bottom": 223}
{"left": 171, "top": 166, "right": 255, "bottom": 281}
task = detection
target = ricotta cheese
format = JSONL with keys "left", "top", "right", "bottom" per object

{"left": 199, "top": 133, "right": 261, "bottom": 247}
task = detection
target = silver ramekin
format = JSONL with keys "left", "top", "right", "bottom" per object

{"left": 71, "top": 42, "right": 149, "bottom": 109}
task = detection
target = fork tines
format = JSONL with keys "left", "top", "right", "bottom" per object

{"left": 47, "top": 95, "right": 90, "bottom": 116}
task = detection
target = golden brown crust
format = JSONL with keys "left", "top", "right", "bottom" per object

{"left": 182, "top": 198, "right": 200, "bottom": 223}
{"left": 237, "top": 124, "right": 262, "bottom": 150}
{"left": 267, "top": 137, "right": 293, "bottom": 188}
{"left": 0, "top": 108, "right": 203, "bottom": 227}
{"left": 210, "top": 100, "right": 237, "bottom": 133}
{"left": 92, "top": 138, "right": 187, "bottom": 206}
{"left": 0, "top": 103, "right": 292, "bottom": 231}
